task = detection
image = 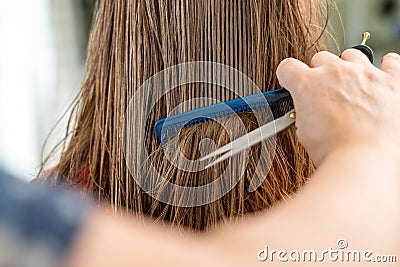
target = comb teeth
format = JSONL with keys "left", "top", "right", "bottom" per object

{"left": 155, "top": 88, "right": 293, "bottom": 145}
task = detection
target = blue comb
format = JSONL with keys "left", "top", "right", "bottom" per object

{"left": 155, "top": 88, "right": 293, "bottom": 145}
{"left": 155, "top": 32, "right": 375, "bottom": 146}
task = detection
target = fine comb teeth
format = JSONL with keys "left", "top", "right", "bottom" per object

{"left": 155, "top": 32, "right": 375, "bottom": 147}
{"left": 155, "top": 88, "right": 293, "bottom": 146}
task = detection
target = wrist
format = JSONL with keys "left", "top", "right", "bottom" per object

{"left": 315, "top": 136, "right": 400, "bottom": 168}
{"left": 314, "top": 137, "right": 400, "bottom": 191}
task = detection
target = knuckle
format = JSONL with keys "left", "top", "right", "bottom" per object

{"left": 342, "top": 48, "right": 365, "bottom": 58}
{"left": 341, "top": 48, "right": 351, "bottom": 55}
{"left": 325, "top": 60, "right": 346, "bottom": 73}
{"left": 311, "top": 51, "right": 330, "bottom": 62}
{"left": 277, "top": 58, "right": 296, "bottom": 71}
{"left": 340, "top": 49, "right": 354, "bottom": 57}
{"left": 318, "top": 51, "right": 332, "bottom": 56}
{"left": 280, "top": 57, "right": 297, "bottom": 65}
{"left": 382, "top": 53, "right": 400, "bottom": 62}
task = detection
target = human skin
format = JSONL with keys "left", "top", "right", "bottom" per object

{"left": 64, "top": 50, "right": 400, "bottom": 267}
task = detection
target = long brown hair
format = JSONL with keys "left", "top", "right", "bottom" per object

{"left": 42, "top": 0, "right": 330, "bottom": 231}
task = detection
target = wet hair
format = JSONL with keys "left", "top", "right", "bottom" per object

{"left": 41, "top": 0, "right": 330, "bottom": 231}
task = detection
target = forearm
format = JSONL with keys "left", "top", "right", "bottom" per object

{"left": 65, "top": 208, "right": 223, "bottom": 267}
{"left": 65, "top": 142, "right": 400, "bottom": 267}
{"left": 215, "top": 142, "right": 400, "bottom": 266}
{"left": 279, "top": 142, "right": 400, "bottom": 247}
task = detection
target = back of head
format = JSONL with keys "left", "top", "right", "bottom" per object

{"left": 43, "top": 0, "right": 329, "bottom": 231}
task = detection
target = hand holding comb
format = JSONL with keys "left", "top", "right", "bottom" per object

{"left": 154, "top": 33, "right": 374, "bottom": 168}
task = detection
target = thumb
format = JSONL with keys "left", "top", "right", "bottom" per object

{"left": 277, "top": 58, "right": 310, "bottom": 95}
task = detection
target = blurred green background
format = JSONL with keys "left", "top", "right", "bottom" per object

{"left": 0, "top": 0, "right": 399, "bottom": 180}
{"left": 331, "top": 0, "right": 400, "bottom": 62}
